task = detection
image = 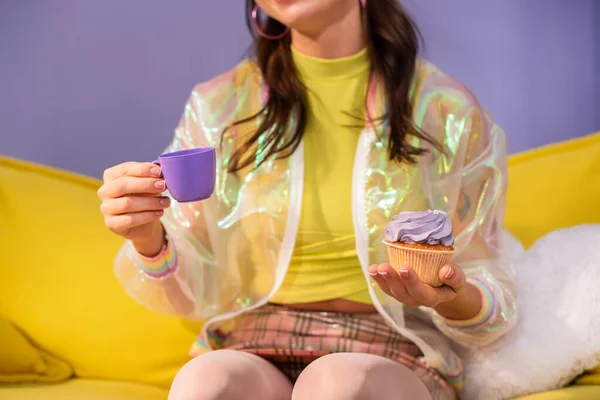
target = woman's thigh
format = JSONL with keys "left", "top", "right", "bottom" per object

{"left": 168, "top": 349, "right": 292, "bottom": 400}
{"left": 292, "top": 352, "right": 451, "bottom": 400}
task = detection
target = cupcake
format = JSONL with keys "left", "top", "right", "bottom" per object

{"left": 383, "top": 210, "right": 454, "bottom": 287}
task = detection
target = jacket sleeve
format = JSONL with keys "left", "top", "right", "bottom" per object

{"left": 430, "top": 104, "right": 518, "bottom": 348}
{"left": 113, "top": 68, "right": 243, "bottom": 320}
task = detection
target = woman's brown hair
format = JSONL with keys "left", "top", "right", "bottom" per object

{"left": 227, "top": 0, "right": 440, "bottom": 172}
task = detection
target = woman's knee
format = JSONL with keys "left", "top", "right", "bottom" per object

{"left": 292, "top": 353, "right": 432, "bottom": 400}
{"left": 168, "top": 349, "right": 291, "bottom": 400}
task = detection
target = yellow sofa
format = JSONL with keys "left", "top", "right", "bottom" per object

{"left": 0, "top": 131, "right": 599, "bottom": 399}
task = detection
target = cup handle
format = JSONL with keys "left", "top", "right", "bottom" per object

{"left": 151, "top": 159, "right": 166, "bottom": 189}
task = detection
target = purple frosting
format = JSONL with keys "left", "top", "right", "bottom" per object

{"left": 384, "top": 210, "right": 454, "bottom": 246}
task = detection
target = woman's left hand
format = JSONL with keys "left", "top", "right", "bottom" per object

{"left": 368, "top": 263, "right": 466, "bottom": 309}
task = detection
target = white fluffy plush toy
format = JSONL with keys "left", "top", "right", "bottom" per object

{"left": 463, "top": 225, "right": 600, "bottom": 399}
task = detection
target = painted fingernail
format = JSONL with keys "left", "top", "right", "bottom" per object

{"left": 444, "top": 266, "right": 454, "bottom": 279}
{"left": 155, "top": 210, "right": 164, "bottom": 216}
{"left": 368, "top": 272, "right": 378, "bottom": 276}
{"left": 399, "top": 268, "right": 410, "bottom": 278}
{"left": 154, "top": 180, "right": 165, "bottom": 190}
{"left": 378, "top": 271, "right": 388, "bottom": 276}
{"left": 150, "top": 167, "right": 161, "bottom": 176}
{"left": 160, "top": 197, "right": 170, "bottom": 206}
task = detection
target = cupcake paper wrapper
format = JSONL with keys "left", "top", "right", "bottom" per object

{"left": 383, "top": 240, "right": 454, "bottom": 287}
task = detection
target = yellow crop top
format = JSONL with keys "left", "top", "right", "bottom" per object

{"left": 271, "top": 46, "right": 372, "bottom": 305}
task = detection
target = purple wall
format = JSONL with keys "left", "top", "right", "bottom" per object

{"left": 409, "top": 0, "right": 598, "bottom": 152}
{"left": 1, "top": 0, "right": 598, "bottom": 178}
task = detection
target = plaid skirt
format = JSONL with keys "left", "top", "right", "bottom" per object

{"left": 218, "top": 304, "right": 455, "bottom": 400}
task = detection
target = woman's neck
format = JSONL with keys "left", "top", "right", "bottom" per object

{"left": 290, "top": 6, "right": 366, "bottom": 59}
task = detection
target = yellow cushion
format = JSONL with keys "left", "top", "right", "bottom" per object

{"left": 0, "top": 319, "right": 72, "bottom": 383}
{"left": 505, "top": 132, "right": 600, "bottom": 387}
{"left": 505, "top": 131, "right": 600, "bottom": 248}
{"left": 0, "top": 157, "right": 199, "bottom": 389}
{"left": 575, "top": 365, "right": 600, "bottom": 385}
{"left": 512, "top": 385, "right": 600, "bottom": 400}
{"left": 0, "top": 379, "right": 167, "bottom": 400}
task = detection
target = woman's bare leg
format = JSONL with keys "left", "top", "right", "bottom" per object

{"left": 168, "top": 349, "right": 292, "bottom": 400}
{"left": 292, "top": 353, "right": 445, "bottom": 400}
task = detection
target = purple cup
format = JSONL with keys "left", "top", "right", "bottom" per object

{"left": 153, "top": 147, "right": 216, "bottom": 203}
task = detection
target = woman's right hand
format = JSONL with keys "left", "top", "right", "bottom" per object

{"left": 98, "top": 161, "right": 171, "bottom": 256}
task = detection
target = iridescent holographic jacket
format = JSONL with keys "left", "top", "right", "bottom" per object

{"left": 115, "top": 60, "right": 518, "bottom": 378}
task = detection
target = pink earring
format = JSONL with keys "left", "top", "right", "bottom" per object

{"left": 252, "top": 4, "right": 290, "bottom": 40}
{"left": 361, "top": 0, "right": 367, "bottom": 8}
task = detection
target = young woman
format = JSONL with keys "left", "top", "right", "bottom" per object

{"left": 97, "top": 0, "right": 517, "bottom": 398}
